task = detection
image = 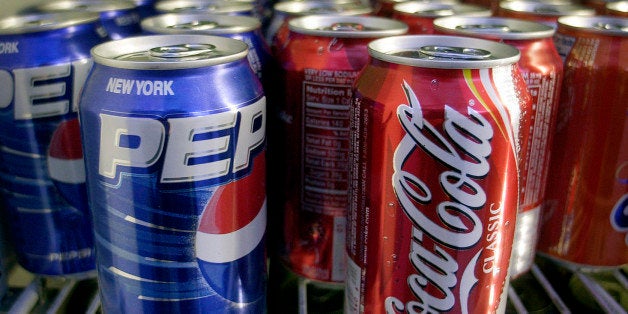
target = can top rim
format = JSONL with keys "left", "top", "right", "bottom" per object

{"left": 393, "top": 2, "right": 491, "bottom": 17}
{"left": 368, "top": 35, "right": 521, "bottom": 68}
{"left": 606, "top": 1, "right": 628, "bottom": 13}
{"left": 498, "top": 1, "right": 596, "bottom": 16}
{"left": 558, "top": 16, "right": 628, "bottom": 36}
{"left": 155, "top": 0, "right": 255, "bottom": 13}
{"left": 273, "top": 1, "right": 373, "bottom": 16}
{"left": 35, "top": 0, "right": 138, "bottom": 12}
{"left": 91, "top": 35, "right": 249, "bottom": 70}
{"left": 288, "top": 15, "right": 408, "bottom": 38}
{"left": 433, "top": 16, "right": 555, "bottom": 40}
{"left": 0, "top": 12, "right": 100, "bottom": 34}
{"left": 142, "top": 13, "right": 261, "bottom": 34}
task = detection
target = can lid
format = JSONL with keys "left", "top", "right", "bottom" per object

{"left": 498, "top": 1, "right": 595, "bottom": 16}
{"left": 558, "top": 16, "right": 628, "bottom": 37}
{"left": 288, "top": 15, "right": 408, "bottom": 38}
{"left": 606, "top": 1, "right": 628, "bottom": 13}
{"left": 368, "top": 35, "right": 520, "bottom": 68}
{"left": 434, "top": 16, "right": 555, "bottom": 40}
{"left": 0, "top": 12, "right": 100, "bottom": 35}
{"left": 273, "top": 1, "right": 373, "bottom": 16}
{"left": 393, "top": 2, "right": 491, "bottom": 17}
{"left": 155, "top": 0, "right": 255, "bottom": 14}
{"left": 35, "top": 0, "right": 138, "bottom": 13}
{"left": 142, "top": 13, "right": 260, "bottom": 34}
{"left": 91, "top": 34, "right": 249, "bottom": 69}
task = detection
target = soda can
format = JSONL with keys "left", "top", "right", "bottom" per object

{"left": 537, "top": 16, "right": 628, "bottom": 269}
{"left": 141, "top": 13, "right": 272, "bottom": 82}
{"left": 32, "top": 0, "right": 143, "bottom": 40}
{"left": 433, "top": 17, "right": 564, "bottom": 278}
{"left": 0, "top": 12, "right": 106, "bottom": 276}
{"left": 155, "top": 0, "right": 259, "bottom": 19}
{"left": 133, "top": 0, "right": 160, "bottom": 18}
{"left": 266, "top": 1, "right": 373, "bottom": 50}
{"left": 270, "top": 15, "right": 407, "bottom": 312}
{"left": 606, "top": 0, "right": 628, "bottom": 16}
{"left": 345, "top": 35, "right": 528, "bottom": 313}
{"left": 80, "top": 34, "right": 267, "bottom": 313}
{"left": 392, "top": 2, "right": 491, "bottom": 34}
{"left": 496, "top": 1, "right": 595, "bottom": 29}
{"left": 374, "top": 0, "right": 460, "bottom": 18}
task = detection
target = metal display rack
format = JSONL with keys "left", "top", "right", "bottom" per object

{"left": 0, "top": 255, "right": 625, "bottom": 314}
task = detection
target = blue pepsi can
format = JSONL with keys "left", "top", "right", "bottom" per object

{"left": 141, "top": 13, "right": 272, "bottom": 82}
{"left": 0, "top": 12, "right": 107, "bottom": 276}
{"left": 79, "top": 35, "right": 267, "bottom": 313}
{"left": 33, "top": 0, "right": 143, "bottom": 40}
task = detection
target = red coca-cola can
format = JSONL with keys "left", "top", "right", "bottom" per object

{"left": 392, "top": 2, "right": 490, "bottom": 34}
{"left": 272, "top": 13, "right": 407, "bottom": 286}
{"left": 537, "top": 16, "right": 628, "bottom": 269}
{"left": 434, "top": 17, "right": 564, "bottom": 278}
{"left": 606, "top": 0, "right": 628, "bottom": 17}
{"left": 345, "top": 35, "right": 529, "bottom": 313}
{"left": 374, "top": 0, "right": 460, "bottom": 18}
{"left": 496, "top": 1, "right": 595, "bottom": 29}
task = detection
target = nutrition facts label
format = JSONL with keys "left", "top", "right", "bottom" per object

{"left": 301, "top": 68, "right": 357, "bottom": 216}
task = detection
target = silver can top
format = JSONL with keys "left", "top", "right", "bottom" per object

{"left": 498, "top": 1, "right": 595, "bottom": 16}
{"left": 606, "top": 1, "right": 628, "bottom": 14}
{"left": 35, "top": 0, "right": 138, "bottom": 13}
{"left": 288, "top": 15, "right": 408, "bottom": 38}
{"left": 155, "top": 0, "right": 255, "bottom": 14}
{"left": 368, "top": 35, "right": 520, "bottom": 69}
{"left": 273, "top": 1, "right": 373, "bottom": 16}
{"left": 91, "top": 34, "right": 249, "bottom": 70}
{"left": 142, "top": 13, "right": 260, "bottom": 34}
{"left": 434, "top": 16, "right": 555, "bottom": 40}
{"left": 393, "top": 2, "right": 491, "bottom": 17}
{"left": 558, "top": 16, "right": 628, "bottom": 37}
{"left": 0, "top": 12, "right": 100, "bottom": 35}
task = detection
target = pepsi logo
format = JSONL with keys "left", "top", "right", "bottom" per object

{"left": 195, "top": 152, "right": 267, "bottom": 302}
{"left": 611, "top": 194, "right": 628, "bottom": 245}
{"left": 47, "top": 118, "right": 88, "bottom": 211}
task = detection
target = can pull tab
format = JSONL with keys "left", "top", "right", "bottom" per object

{"left": 168, "top": 20, "right": 219, "bottom": 30}
{"left": 23, "top": 18, "right": 55, "bottom": 28}
{"left": 456, "top": 24, "right": 517, "bottom": 34}
{"left": 419, "top": 9, "right": 455, "bottom": 16}
{"left": 420, "top": 46, "right": 492, "bottom": 60}
{"left": 533, "top": 6, "right": 560, "bottom": 14}
{"left": 593, "top": 22, "right": 628, "bottom": 32}
{"left": 149, "top": 43, "right": 216, "bottom": 58}
{"left": 329, "top": 23, "right": 364, "bottom": 31}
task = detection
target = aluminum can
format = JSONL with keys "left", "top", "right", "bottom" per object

{"left": 434, "top": 17, "right": 564, "bottom": 278}
{"left": 270, "top": 15, "right": 407, "bottom": 312}
{"left": 155, "top": 0, "right": 259, "bottom": 19}
{"left": 0, "top": 12, "right": 106, "bottom": 276}
{"left": 345, "top": 35, "right": 527, "bottom": 313}
{"left": 606, "top": 0, "right": 628, "bottom": 16}
{"left": 496, "top": 1, "right": 595, "bottom": 29}
{"left": 133, "top": 0, "right": 160, "bottom": 18}
{"left": 267, "top": 1, "right": 373, "bottom": 50}
{"left": 32, "top": 0, "right": 142, "bottom": 40}
{"left": 374, "top": 0, "right": 460, "bottom": 18}
{"left": 392, "top": 2, "right": 491, "bottom": 34}
{"left": 141, "top": 13, "right": 272, "bottom": 82}
{"left": 537, "top": 16, "right": 628, "bottom": 269}
{"left": 79, "top": 35, "right": 267, "bottom": 313}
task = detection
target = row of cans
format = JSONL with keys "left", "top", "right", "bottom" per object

{"left": 0, "top": 0, "right": 626, "bottom": 313}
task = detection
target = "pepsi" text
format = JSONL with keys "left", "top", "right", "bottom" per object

{"left": 98, "top": 97, "right": 266, "bottom": 185}
{"left": 0, "top": 59, "right": 92, "bottom": 120}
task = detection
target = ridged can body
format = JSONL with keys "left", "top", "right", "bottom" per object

{"left": 272, "top": 15, "right": 408, "bottom": 286}
{"left": 538, "top": 16, "right": 628, "bottom": 268}
{"left": 79, "top": 35, "right": 267, "bottom": 313}
{"left": 434, "top": 17, "right": 563, "bottom": 278}
{"left": 392, "top": 2, "right": 491, "bottom": 34}
{"left": 33, "top": 0, "right": 143, "bottom": 40}
{"left": 345, "top": 35, "right": 527, "bottom": 313}
{"left": 0, "top": 12, "right": 106, "bottom": 276}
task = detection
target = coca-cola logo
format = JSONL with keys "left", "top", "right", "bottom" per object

{"left": 385, "top": 81, "right": 496, "bottom": 313}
